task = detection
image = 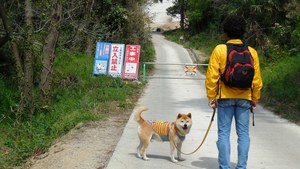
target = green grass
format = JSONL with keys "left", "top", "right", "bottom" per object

{"left": 164, "top": 29, "right": 221, "bottom": 55}
{"left": 0, "top": 42, "right": 155, "bottom": 168}
{"left": 261, "top": 55, "right": 300, "bottom": 122}
{"left": 0, "top": 78, "right": 18, "bottom": 119}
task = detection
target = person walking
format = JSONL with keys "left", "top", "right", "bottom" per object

{"left": 205, "top": 15, "right": 263, "bottom": 169}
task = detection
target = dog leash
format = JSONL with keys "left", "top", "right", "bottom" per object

{"left": 251, "top": 107, "right": 255, "bottom": 126}
{"left": 172, "top": 108, "right": 216, "bottom": 155}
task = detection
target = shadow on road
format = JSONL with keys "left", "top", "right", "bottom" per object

{"left": 191, "top": 157, "right": 236, "bottom": 169}
{"left": 129, "top": 153, "right": 171, "bottom": 161}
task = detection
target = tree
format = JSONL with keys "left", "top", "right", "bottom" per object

{"left": 0, "top": 0, "right": 152, "bottom": 117}
{"left": 39, "top": 2, "right": 62, "bottom": 105}
{"left": 186, "top": 0, "right": 212, "bottom": 31}
{"left": 0, "top": 1, "right": 35, "bottom": 116}
{"left": 185, "top": 0, "right": 291, "bottom": 52}
{"left": 166, "top": 0, "right": 187, "bottom": 29}
{"left": 151, "top": 0, "right": 186, "bottom": 29}
{"left": 23, "top": 0, "right": 35, "bottom": 114}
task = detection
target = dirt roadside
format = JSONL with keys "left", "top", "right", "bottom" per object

{"left": 26, "top": 109, "right": 132, "bottom": 169}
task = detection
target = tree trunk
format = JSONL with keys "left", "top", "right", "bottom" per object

{"left": 24, "top": 0, "right": 35, "bottom": 113}
{"left": 39, "top": 3, "right": 62, "bottom": 105}
{"left": 180, "top": 0, "right": 185, "bottom": 29}
{"left": 1, "top": 0, "right": 36, "bottom": 136}
{"left": 86, "top": 35, "right": 94, "bottom": 56}
{"left": 85, "top": 0, "right": 95, "bottom": 56}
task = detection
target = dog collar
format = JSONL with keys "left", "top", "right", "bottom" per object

{"left": 176, "top": 131, "right": 186, "bottom": 141}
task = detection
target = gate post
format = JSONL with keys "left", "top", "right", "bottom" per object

{"left": 143, "top": 63, "right": 146, "bottom": 81}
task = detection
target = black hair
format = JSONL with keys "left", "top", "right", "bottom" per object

{"left": 222, "top": 15, "right": 246, "bottom": 39}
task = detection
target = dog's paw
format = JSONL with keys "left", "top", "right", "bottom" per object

{"left": 178, "top": 157, "right": 186, "bottom": 161}
{"left": 142, "top": 157, "right": 150, "bottom": 161}
{"left": 171, "top": 159, "right": 178, "bottom": 163}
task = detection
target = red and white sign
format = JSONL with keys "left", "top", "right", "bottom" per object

{"left": 185, "top": 65, "right": 197, "bottom": 75}
{"left": 108, "top": 44, "right": 125, "bottom": 77}
{"left": 123, "top": 45, "right": 141, "bottom": 80}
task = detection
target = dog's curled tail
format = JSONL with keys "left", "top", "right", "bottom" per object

{"left": 134, "top": 106, "right": 148, "bottom": 124}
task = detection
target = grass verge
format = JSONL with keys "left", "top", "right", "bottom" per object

{"left": 0, "top": 42, "right": 155, "bottom": 168}
{"left": 261, "top": 55, "right": 300, "bottom": 123}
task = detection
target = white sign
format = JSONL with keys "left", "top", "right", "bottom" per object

{"left": 108, "top": 43, "right": 125, "bottom": 77}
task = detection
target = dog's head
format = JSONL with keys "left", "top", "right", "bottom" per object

{"left": 175, "top": 113, "right": 192, "bottom": 135}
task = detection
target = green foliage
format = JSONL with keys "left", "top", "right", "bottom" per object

{"left": 163, "top": 29, "right": 185, "bottom": 44}
{"left": 166, "top": 0, "right": 181, "bottom": 17}
{"left": 184, "top": 0, "right": 291, "bottom": 51}
{"left": 290, "top": 21, "right": 300, "bottom": 53}
{"left": 261, "top": 55, "right": 300, "bottom": 122}
{"left": 0, "top": 0, "right": 153, "bottom": 167}
{"left": 139, "top": 41, "right": 156, "bottom": 74}
{"left": 187, "top": 32, "right": 220, "bottom": 54}
{"left": 103, "top": 5, "right": 128, "bottom": 34}
{"left": 186, "top": 0, "right": 212, "bottom": 30}
{"left": 0, "top": 42, "right": 154, "bottom": 167}
{"left": 0, "top": 78, "right": 18, "bottom": 118}
{"left": 164, "top": 29, "right": 220, "bottom": 54}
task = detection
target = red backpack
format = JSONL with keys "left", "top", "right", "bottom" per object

{"left": 221, "top": 43, "right": 254, "bottom": 89}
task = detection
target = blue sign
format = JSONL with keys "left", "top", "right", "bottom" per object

{"left": 93, "top": 42, "right": 111, "bottom": 75}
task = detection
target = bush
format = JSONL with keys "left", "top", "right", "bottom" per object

{"left": 261, "top": 54, "right": 300, "bottom": 122}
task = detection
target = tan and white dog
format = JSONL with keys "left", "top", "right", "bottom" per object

{"left": 134, "top": 106, "right": 192, "bottom": 163}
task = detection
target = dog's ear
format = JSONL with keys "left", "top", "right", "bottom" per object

{"left": 177, "top": 113, "right": 182, "bottom": 119}
{"left": 187, "top": 113, "right": 192, "bottom": 118}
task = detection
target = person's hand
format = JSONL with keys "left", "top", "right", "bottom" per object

{"left": 251, "top": 101, "right": 257, "bottom": 109}
{"left": 208, "top": 99, "right": 217, "bottom": 109}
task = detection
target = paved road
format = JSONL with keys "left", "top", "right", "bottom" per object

{"left": 106, "top": 33, "right": 300, "bottom": 169}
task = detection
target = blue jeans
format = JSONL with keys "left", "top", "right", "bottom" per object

{"left": 217, "top": 99, "right": 251, "bottom": 169}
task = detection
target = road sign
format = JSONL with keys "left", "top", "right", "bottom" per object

{"left": 185, "top": 65, "right": 197, "bottom": 75}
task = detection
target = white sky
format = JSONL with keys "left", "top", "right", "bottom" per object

{"left": 147, "top": 0, "right": 180, "bottom": 23}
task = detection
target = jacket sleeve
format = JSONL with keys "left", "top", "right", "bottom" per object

{"left": 249, "top": 47, "right": 263, "bottom": 102}
{"left": 205, "top": 46, "right": 221, "bottom": 100}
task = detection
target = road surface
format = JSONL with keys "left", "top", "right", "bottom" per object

{"left": 106, "top": 33, "right": 300, "bottom": 169}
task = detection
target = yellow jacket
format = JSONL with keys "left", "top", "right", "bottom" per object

{"left": 205, "top": 39, "right": 263, "bottom": 102}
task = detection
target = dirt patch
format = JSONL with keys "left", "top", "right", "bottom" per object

{"left": 26, "top": 110, "right": 132, "bottom": 169}
{"left": 150, "top": 21, "right": 180, "bottom": 32}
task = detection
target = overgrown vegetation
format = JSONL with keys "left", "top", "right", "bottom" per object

{"left": 260, "top": 54, "right": 300, "bottom": 123}
{"left": 0, "top": 0, "right": 156, "bottom": 168}
{"left": 0, "top": 49, "right": 154, "bottom": 168}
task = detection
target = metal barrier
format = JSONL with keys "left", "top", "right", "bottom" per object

{"left": 142, "top": 62, "right": 208, "bottom": 81}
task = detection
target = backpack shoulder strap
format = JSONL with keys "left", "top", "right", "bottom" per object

{"left": 225, "top": 43, "right": 233, "bottom": 56}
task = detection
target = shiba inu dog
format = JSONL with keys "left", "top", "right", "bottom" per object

{"left": 134, "top": 106, "right": 192, "bottom": 163}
